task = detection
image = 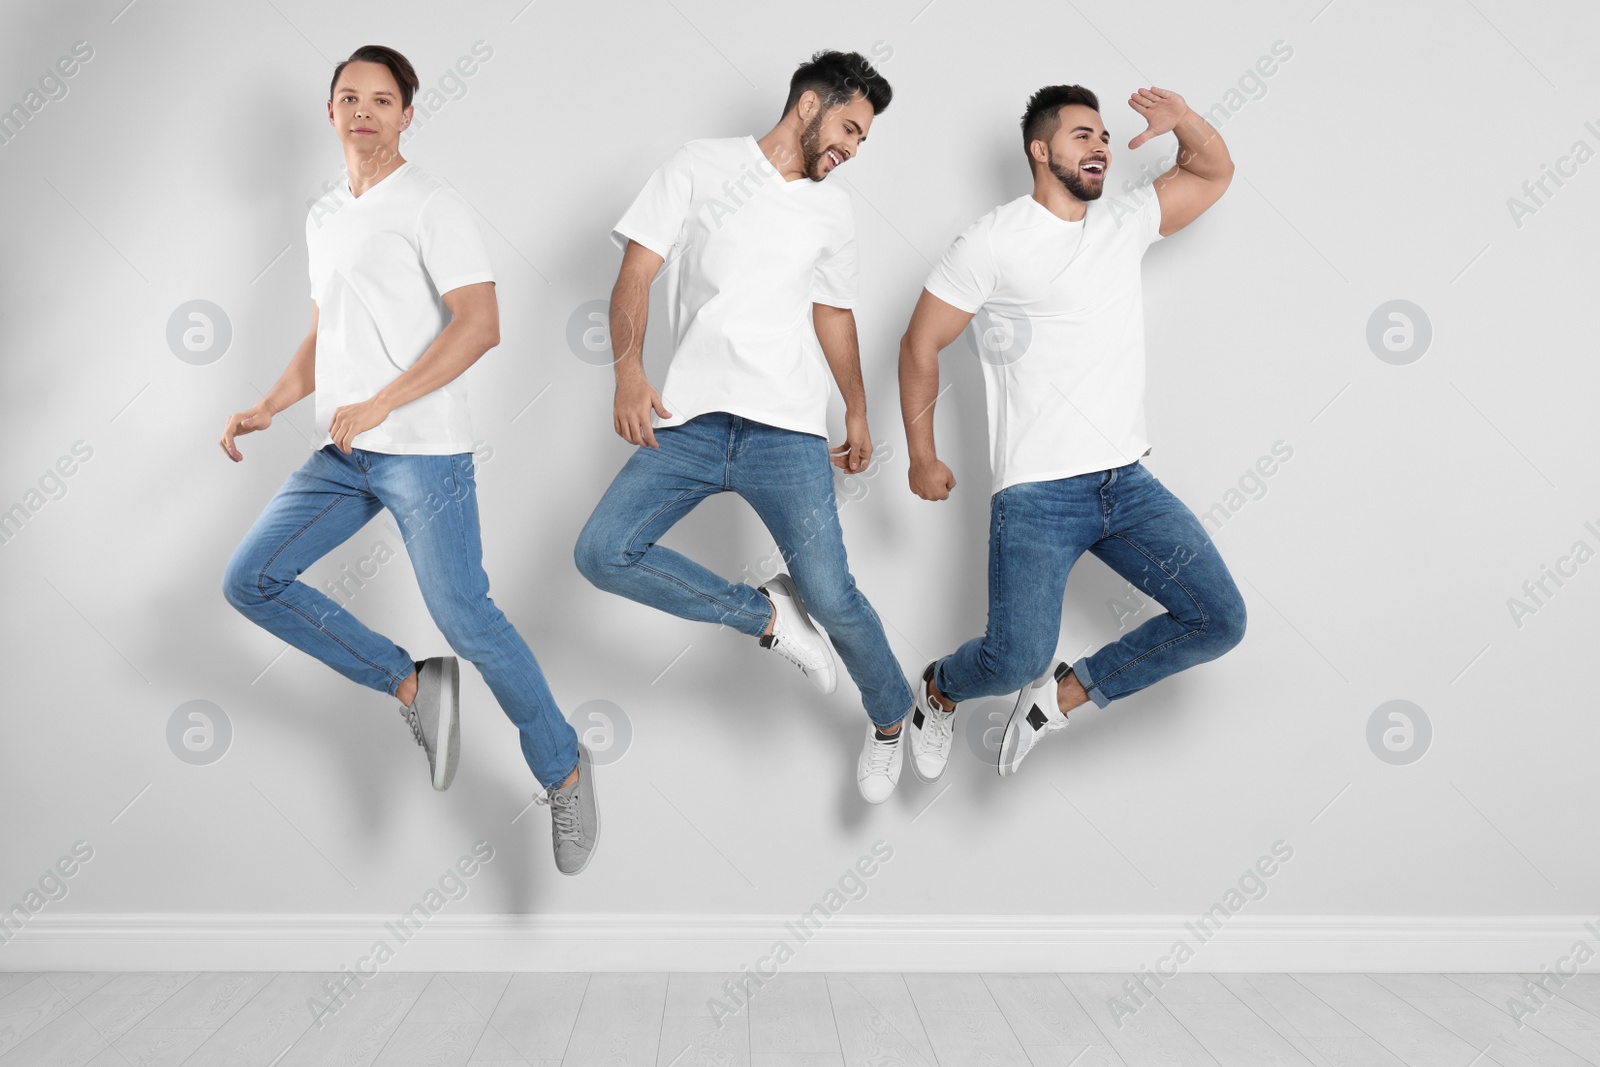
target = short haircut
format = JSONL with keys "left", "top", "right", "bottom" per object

{"left": 781, "top": 49, "right": 893, "bottom": 120}
{"left": 329, "top": 45, "right": 420, "bottom": 110}
{"left": 1020, "top": 84, "right": 1101, "bottom": 158}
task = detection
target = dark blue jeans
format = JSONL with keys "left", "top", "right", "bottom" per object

{"left": 574, "top": 412, "right": 913, "bottom": 728}
{"left": 223, "top": 445, "right": 579, "bottom": 789}
{"left": 935, "top": 460, "right": 1246, "bottom": 707}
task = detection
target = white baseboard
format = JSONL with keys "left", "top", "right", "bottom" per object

{"left": 1, "top": 914, "right": 1592, "bottom": 971}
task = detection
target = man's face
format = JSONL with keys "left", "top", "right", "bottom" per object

{"left": 328, "top": 60, "right": 411, "bottom": 154}
{"left": 798, "top": 90, "right": 875, "bottom": 181}
{"left": 1041, "top": 103, "right": 1110, "bottom": 201}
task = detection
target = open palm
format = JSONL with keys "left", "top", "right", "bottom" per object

{"left": 1128, "top": 86, "right": 1188, "bottom": 149}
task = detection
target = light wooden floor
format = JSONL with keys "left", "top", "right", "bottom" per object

{"left": 2, "top": 971, "right": 1598, "bottom": 1066}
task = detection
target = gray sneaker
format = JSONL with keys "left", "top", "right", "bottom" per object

{"left": 398, "top": 656, "right": 459, "bottom": 791}
{"left": 536, "top": 743, "right": 599, "bottom": 875}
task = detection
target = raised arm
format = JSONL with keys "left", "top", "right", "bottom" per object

{"left": 1128, "top": 87, "right": 1234, "bottom": 237}
{"left": 813, "top": 303, "right": 872, "bottom": 474}
{"left": 220, "top": 304, "right": 319, "bottom": 462}
{"left": 897, "top": 289, "right": 974, "bottom": 501}
{"left": 610, "top": 239, "right": 672, "bottom": 448}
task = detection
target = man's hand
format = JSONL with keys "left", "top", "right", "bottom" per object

{"left": 908, "top": 457, "right": 956, "bottom": 501}
{"left": 220, "top": 403, "right": 275, "bottom": 462}
{"left": 328, "top": 395, "right": 394, "bottom": 453}
{"left": 831, "top": 410, "right": 873, "bottom": 473}
{"left": 614, "top": 373, "right": 671, "bottom": 448}
{"left": 1127, "top": 86, "right": 1189, "bottom": 149}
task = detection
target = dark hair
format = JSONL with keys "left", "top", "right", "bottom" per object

{"left": 1020, "top": 84, "right": 1100, "bottom": 159}
{"left": 781, "top": 49, "right": 892, "bottom": 120}
{"left": 329, "top": 45, "right": 420, "bottom": 110}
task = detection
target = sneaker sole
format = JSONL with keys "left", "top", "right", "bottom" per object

{"left": 767, "top": 574, "right": 838, "bottom": 695}
{"left": 434, "top": 658, "right": 460, "bottom": 791}
{"left": 909, "top": 662, "right": 951, "bottom": 783}
{"left": 558, "top": 745, "right": 599, "bottom": 876}
{"left": 997, "top": 674, "right": 1049, "bottom": 778}
{"left": 907, "top": 716, "right": 950, "bottom": 784}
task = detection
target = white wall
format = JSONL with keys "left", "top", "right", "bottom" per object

{"left": 1, "top": 0, "right": 1595, "bottom": 969}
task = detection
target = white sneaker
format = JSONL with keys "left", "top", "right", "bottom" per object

{"left": 998, "top": 662, "right": 1071, "bottom": 777}
{"left": 757, "top": 573, "right": 838, "bottom": 694}
{"left": 857, "top": 721, "right": 904, "bottom": 803}
{"left": 908, "top": 660, "right": 956, "bottom": 783}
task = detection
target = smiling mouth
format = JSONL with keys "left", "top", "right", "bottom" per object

{"left": 825, "top": 149, "right": 843, "bottom": 169}
{"left": 1081, "top": 160, "right": 1106, "bottom": 176}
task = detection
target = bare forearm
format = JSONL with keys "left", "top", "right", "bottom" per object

{"left": 259, "top": 336, "right": 316, "bottom": 414}
{"left": 373, "top": 318, "right": 495, "bottom": 413}
{"left": 1170, "top": 107, "right": 1233, "bottom": 180}
{"left": 611, "top": 271, "right": 651, "bottom": 383}
{"left": 815, "top": 307, "right": 867, "bottom": 414}
{"left": 899, "top": 336, "right": 941, "bottom": 462}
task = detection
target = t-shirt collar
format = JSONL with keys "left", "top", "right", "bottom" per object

{"left": 748, "top": 134, "right": 803, "bottom": 190}
{"left": 346, "top": 159, "right": 412, "bottom": 200}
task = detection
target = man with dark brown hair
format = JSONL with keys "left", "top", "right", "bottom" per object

{"left": 220, "top": 46, "right": 598, "bottom": 875}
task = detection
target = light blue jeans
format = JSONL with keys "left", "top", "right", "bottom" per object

{"left": 223, "top": 445, "right": 578, "bottom": 789}
{"left": 573, "top": 412, "right": 913, "bottom": 728}
{"left": 935, "top": 459, "right": 1247, "bottom": 707}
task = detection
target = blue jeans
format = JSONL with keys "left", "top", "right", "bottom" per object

{"left": 573, "top": 413, "right": 913, "bottom": 728}
{"left": 223, "top": 445, "right": 579, "bottom": 789}
{"left": 935, "top": 460, "right": 1246, "bottom": 707}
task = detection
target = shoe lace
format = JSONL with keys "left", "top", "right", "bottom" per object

{"left": 925, "top": 705, "right": 955, "bottom": 751}
{"left": 764, "top": 632, "right": 825, "bottom": 673}
{"left": 865, "top": 735, "right": 899, "bottom": 776}
{"left": 399, "top": 705, "right": 426, "bottom": 747}
{"left": 536, "top": 791, "right": 582, "bottom": 842}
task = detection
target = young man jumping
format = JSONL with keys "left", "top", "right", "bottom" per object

{"left": 574, "top": 50, "right": 916, "bottom": 803}
{"left": 220, "top": 45, "right": 598, "bottom": 874}
{"left": 898, "top": 84, "right": 1247, "bottom": 779}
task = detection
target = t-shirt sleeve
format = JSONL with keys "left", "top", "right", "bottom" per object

{"left": 810, "top": 201, "right": 858, "bottom": 309}
{"left": 1140, "top": 186, "right": 1165, "bottom": 247}
{"left": 305, "top": 211, "right": 318, "bottom": 301}
{"left": 611, "top": 144, "right": 694, "bottom": 258}
{"left": 417, "top": 188, "right": 496, "bottom": 295}
{"left": 922, "top": 220, "right": 997, "bottom": 314}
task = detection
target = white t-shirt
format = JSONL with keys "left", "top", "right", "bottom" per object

{"left": 610, "top": 136, "right": 858, "bottom": 439}
{"left": 305, "top": 161, "right": 495, "bottom": 455}
{"left": 923, "top": 188, "right": 1165, "bottom": 494}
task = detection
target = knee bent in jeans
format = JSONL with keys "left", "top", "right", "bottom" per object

{"left": 1205, "top": 594, "right": 1248, "bottom": 655}
{"left": 788, "top": 578, "right": 858, "bottom": 629}
{"left": 572, "top": 525, "right": 632, "bottom": 589}
{"left": 222, "top": 549, "right": 275, "bottom": 612}
{"left": 972, "top": 642, "right": 1055, "bottom": 695}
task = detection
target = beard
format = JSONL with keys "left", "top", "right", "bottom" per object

{"left": 800, "top": 110, "right": 829, "bottom": 180}
{"left": 1047, "top": 147, "right": 1104, "bottom": 201}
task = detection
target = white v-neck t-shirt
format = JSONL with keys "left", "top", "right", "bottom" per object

{"left": 610, "top": 135, "right": 858, "bottom": 439}
{"left": 305, "top": 160, "right": 495, "bottom": 455}
{"left": 923, "top": 189, "right": 1165, "bottom": 494}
